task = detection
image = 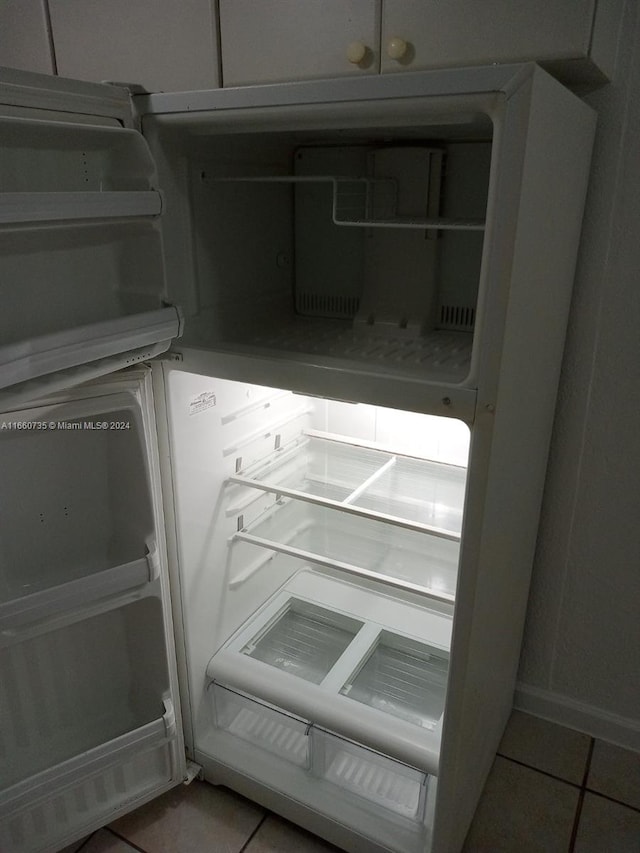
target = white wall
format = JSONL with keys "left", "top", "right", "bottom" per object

{"left": 516, "top": 0, "right": 640, "bottom": 748}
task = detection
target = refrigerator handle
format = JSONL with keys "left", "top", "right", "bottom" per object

{"left": 162, "top": 697, "right": 177, "bottom": 738}
{"left": 145, "top": 539, "right": 161, "bottom": 581}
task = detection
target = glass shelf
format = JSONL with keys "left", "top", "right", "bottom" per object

{"left": 231, "top": 434, "right": 465, "bottom": 537}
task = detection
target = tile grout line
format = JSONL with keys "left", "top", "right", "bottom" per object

{"left": 238, "top": 812, "right": 269, "bottom": 853}
{"left": 106, "top": 826, "right": 153, "bottom": 853}
{"left": 583, "top": 787, "right": 640, "bottom": 816}
{"left": 496, "top": 752, "right": 583, "bottom": 789}
{"left": 568, "top": 737, "right": 595, "bottom": 852}
{"left": 74, "top": 830, "right": 99, "bottom": 852}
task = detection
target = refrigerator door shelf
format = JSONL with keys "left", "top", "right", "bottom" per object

{"left": 0, "top": 554, "right": 152, "bottom": 633}
{"left": 0, "top": 715, "right": 178, "bottom": 853}
{"left": 0, "top": 307, "right": 182, "bottom": 392}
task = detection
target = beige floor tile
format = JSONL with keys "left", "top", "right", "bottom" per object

{"left": 587, "top": 740, "right": 640, "bottom": 810}
{"left": 463, "top": 756, "right": 579, "bottom": 852}
{"left": 498, "top": 710, "right": 591, "bottom": 784}
{"left": 55, "top": 837, "right": 92, "bottom": 853}
{"left": 109, "top": 780, "right": 265, "bottom": 853}
{"left": 573, "top": 792, "right": 640, "bottom": 852}
{"left": 244, "top": 814, "right": 344, "bottom": 852}
{"left": 76, "top": 829, "right": 139, "bottom": 852}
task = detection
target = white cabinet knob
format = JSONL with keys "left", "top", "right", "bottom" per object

{"left": 387, "top": 36, "right": 408, "bottom": 60}
{"left": 346, "top": 40, "right": 367, "bottom": 64}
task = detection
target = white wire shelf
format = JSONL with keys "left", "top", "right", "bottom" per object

{"left": 203, "top": 175, "right": 485, "bottom": 231}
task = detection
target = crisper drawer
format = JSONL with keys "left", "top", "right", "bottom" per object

{"left": 209, "top": 685, "right": 428, "bottom": 825}
{"left": 211, "top": 684, "right": 310, "bottom": 768}
{"left": 312, "top": 728, "right": 428, "bottom": 822}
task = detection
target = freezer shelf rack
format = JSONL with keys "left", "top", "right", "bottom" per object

{"left": 232, "top": 497, "right": 459, "bottom": 603}
{"left": 203, "top": 175, "right": 485, "bottom": 231}
{"left": 229, "top": 432, "right": 465, "bottom": 539}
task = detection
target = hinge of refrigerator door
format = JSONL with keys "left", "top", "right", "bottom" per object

{"left": 183, "top": 760, "right": 204, "bottom": 785}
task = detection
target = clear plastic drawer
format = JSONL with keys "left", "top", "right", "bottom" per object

{"left": 312, "top": 728, "right": 428, "bottom": 822}
{"left": 212, "top": 684, "right": 310, "bottom": 768}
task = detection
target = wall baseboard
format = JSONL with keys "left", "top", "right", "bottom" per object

{"left": 514, "top": 682, "right": 640, "bottom": 751}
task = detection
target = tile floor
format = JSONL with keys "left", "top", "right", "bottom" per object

{"left": 58, "top": 712, "right": 640, "bottom": 853}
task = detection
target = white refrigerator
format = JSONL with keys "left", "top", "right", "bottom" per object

{"left": 0, "top": 64, "right": 595, "bottom": 853}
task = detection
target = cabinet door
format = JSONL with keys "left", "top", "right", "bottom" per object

{"left": 48, "top": 0, "right": 220, "bottom": 92}
{"left": 220, "top": 0, "right": 380, "bottom": 86}
{"left": 0, "top": 0, "right": 55, "bottom": 75}
{"left": 0, "top": 67, "right": 181, "bottom": 410}
{"left": 381, "top": 0, "right": 596, "bottom": 74}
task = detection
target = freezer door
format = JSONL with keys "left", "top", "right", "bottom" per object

{"left": 0, "top": 67, "right": 182, "bottom": 411}
{"left": 0, "top": 367, "right": 186, "bottom": 852}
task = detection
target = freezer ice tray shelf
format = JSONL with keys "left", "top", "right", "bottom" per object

{"left": 233, "top": 497, "right": 459, "bottom": 602}
{"left": 230, "top": 433, "right": 465, "bottom": 536}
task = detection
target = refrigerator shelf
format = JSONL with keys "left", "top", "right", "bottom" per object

{"left": 232, "top": 497, "right": 459, "bottom": 601}
{"left": 230, "top": 433, "right": 465, "bottom": 538}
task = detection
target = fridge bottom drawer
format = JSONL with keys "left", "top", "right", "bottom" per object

{"left": 313, "top": 728, "right": 428, "bottom": 821}
{"left": 212, "top": 683, "right": 310, "bottom": 768}
{"left": 210, "top": 684, "right": 428, "bottom": 825}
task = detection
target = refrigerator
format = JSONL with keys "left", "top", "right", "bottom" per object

{"left": 0, "top": 64, "right": 595, "bottom": 853}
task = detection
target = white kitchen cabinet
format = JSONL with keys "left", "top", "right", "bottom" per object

{"left": 0, "top": 0, "right": 55, "bottom": 75}
{"left": 381, "top": 0, "right": 621, "bottom": 86}
{"left": 220, "top": 0, "right": 620, "bottom": 88}
{"left": 219, "top": 0, "right": 380, "bottom": 86}
{"left": 48, "top": 0, "right": 220, "bottom": 92}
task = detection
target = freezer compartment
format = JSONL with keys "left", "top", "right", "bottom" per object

{"left": 312, "top": 728, "right": 428, "bottom": 822}
{"left": 234, "top": 498, "right": 459, "bottom": 601}
{"left": 231, "top": 433, "right": 466, "bottom": 534}
{"left": 157, "top": 112, "right": 492, "bottom": 385}
{"left": 211, "top": 683, "right": 310, "bottom": 768}
{"left": 0, "top": 597, "right": 171, "bottom": 792}
{"left": 340, "top": 632, "right": 448, "bottom": 729}
{"left": 0, "top": 394, "right": 155, "bottom": 621}
{"left": 0, "top": 720, "right": 176, "bottom": 853}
